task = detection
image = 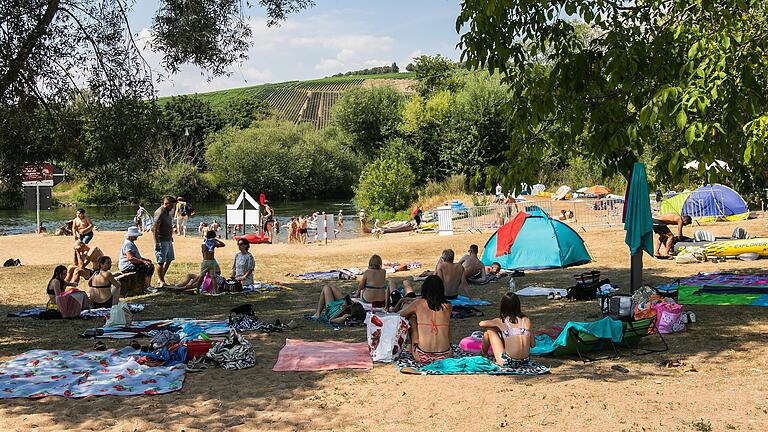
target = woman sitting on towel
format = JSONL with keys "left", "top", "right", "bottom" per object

{"left": 479, "top": 292, "right": 535, "bottom": 368}
{"left": 355, "top": 254, "right": 387, "bottom": 308}
{"left": 231, "top": 238, "right": 255, "bottom": 287}
{"left": 399, "top": 275, "right": 453, "bottom": 364}
{"left": 47, "top": 265, "right": 78, "bottom": 303}
{"left": 87, "top": 256, "right": 121, "bottom": 308}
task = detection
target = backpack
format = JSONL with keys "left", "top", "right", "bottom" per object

{"left": 179, "top": 202, "right": 191, "bottom": 217}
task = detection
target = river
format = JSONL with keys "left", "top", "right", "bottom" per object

{"left": 0, "top": 199, "right": 361, "bottom": 241}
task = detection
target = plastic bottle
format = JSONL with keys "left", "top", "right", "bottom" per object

{"left": 508, "top": 277, "right": 517, "bottom": 291}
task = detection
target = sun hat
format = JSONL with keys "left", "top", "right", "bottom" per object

{"left": 125, "top": 226, "right": 143, "bottom": 238}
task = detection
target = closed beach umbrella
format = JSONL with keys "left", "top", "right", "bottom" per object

{"left": 623, "top": 163, "right": 653, "bottom": 293}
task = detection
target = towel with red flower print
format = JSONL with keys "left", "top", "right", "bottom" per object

{"left": 0, "top": 347, "right": 185, "bottom": 398}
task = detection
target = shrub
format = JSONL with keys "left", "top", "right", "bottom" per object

{"left": 354, "top": 158, "right": 417, "bottom": 212}
{"left": 152, "top": 162, "right": 215, "bottom": 202}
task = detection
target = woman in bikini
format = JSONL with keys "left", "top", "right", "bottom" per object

{"left": 399, "top": 275, "right": 453, "bottom": 364}
{"left": 47, "top": 265, "right": 77, "bottom": 303}
{"left": 479, "top": 292, "right": 536, "bottom": 367}
{"left": 87, "top": 256, "right": 122, "bottom": 308}
{"left": 355, "top": 254, "right": 387, "bottom": 308}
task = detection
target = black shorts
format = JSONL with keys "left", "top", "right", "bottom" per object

{"left": 445, "top": 294, "right": 458, "bottom": 300}
{"left": 299, "top": 228, "right": 308, "bottom": 234}
{"left": 653, "top": 224, "right": 672, "bottom": 236}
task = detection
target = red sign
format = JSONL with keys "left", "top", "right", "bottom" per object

{"left": 22, "top": 164, "right": 54, "bottom": 186}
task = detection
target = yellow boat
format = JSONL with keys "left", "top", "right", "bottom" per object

{"left": 702, "top": 238, "right": 768, "bottom": 257}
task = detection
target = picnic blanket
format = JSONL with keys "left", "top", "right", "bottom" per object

{"left": 94, "top": 319, "right": 230, "bottom": 339}
{"left": 290, "top": 269, "right": 358, "bottom": 280}
{"left": 272, "top": 339, "right": 373, "bottom": 371}
{"left": 8, "top": 303, "right": 145, "bottom": 319}
{"left": 531, "top": 317, "right": 624, "bottom": 356}
{"left": 200, "top": 282, "right": 289, "bottom": 296}
{"left": 514, "top": 287, "right": 568, "bottom": 297}
{"left": 678, "top": 273, "right": 768, "bottom": 306}
{"left": 0, "top": 347, "right": 185, "bottom": 398}
{"left": 396, "top": 346, "right": 549, "bottom": 375}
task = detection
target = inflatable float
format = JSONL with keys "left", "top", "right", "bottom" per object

{"left": 360, "top": 219, "right": 413, "bottom": 234}
{"left": 234, "top": 233, "right": 270, "bottom": 244}
{"left": 675, "top": 238, "right": 768, "bottom": 258}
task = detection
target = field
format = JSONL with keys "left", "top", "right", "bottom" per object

{"left": 0, "top": 218, "right": 767, "bottom": 431}
{"left": 160, "top": 73, "right": 416, "bottom": 128}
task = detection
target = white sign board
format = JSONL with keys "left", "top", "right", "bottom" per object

{"left": 226, "top": 190, "right": 260, "bottom": 226}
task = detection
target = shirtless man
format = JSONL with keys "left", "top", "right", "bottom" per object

{"left": 298, "top": 215, "right": 308, "bottom": 243}
{"left": 653, "top": 213, "right": 692, "bottom": 258}
{"left": 435, "top": 249, "right": 470, "bottom": 299}
{"left": 72, "top": 208, "right": 95, "bottom": 244}
{"left": 458, "top": 244, "right": 486, "bottom": 282}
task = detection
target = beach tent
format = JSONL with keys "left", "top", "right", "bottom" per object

{"left": 659, "top": 184, "right": 748, "bottom": 222}
{"left": 481, "top": 207, "right": 592, "bottom": 270}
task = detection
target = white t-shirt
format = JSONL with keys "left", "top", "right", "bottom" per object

{"left": 495, "top": 185, "right": 503, "bottom": 196}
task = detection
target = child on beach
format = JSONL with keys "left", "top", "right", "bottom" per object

{"left": 201, "top": 230, "right": 225, "bottom": 281}
{"left": 479, "top": 292, "right": 536, "bottom": 367}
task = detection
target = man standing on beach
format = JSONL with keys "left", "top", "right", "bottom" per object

{"left": 72, "top": 208, "right": 95, "bottom": 244}
{"left": 153, "top": 196, "right": 177, "bottom": 286}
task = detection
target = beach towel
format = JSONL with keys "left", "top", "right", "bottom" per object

{"left": 290, "top": 269, "right": 357, "bottom": 280}
{"left": 396, "top": 346, "right": 549, "bottom": 375}
{"left": 448, "top": 296, "right": 490, "bottom": 307}
{"left": 678, "top": 273, "right": 768, "bottom": 306}
{"left": 531, "top": 317, "right": 624, "bottom": 356}
{"left": 0, "top": 347, "right": 185, "bottom": 398}
{"left": 9, "top": 303, "right": 145, "bottom": 319}
{"left": 272, "top": 339, "right": 373, "bottom": 372}
{"left": 514, "top": 287, "right": 568, "bottom": 297}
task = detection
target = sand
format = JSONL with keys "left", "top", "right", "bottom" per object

{"left": 1, "top": 219, "right": 768, "bottom": 431}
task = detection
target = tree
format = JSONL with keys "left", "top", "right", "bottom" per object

{"left": 399, "top": 91, "right": 453, "bottom": 181}
{"left": 410, "top": 54, "right": 460, "bottom": 96}
{"left": 456, "top": 1, "right": 768, "bottom": 193}
{"left": 391, "top": 62, "right": 399, "bottom": 73}
{"left": 221, "top": 95, "right": 273, "bottom": 129}
{"left": 354, "top": 158, "right": 417, "bottom": 212}
{"left": 331, "top": 86, "right": 405, "bottom": 159}
{"left": 0, "top": 0, "right": 312, "bottom": 207}
{"left": 160, "top": 95, "right": 223, "bottom": 167}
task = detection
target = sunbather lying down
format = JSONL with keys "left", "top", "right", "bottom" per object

{"left": 310, "top": 284, "right": 366, "bottom": 323}
{"left": 388, "top": 279, "right": 418, "bottom": 312}
{"left": 165, "top": 273, "right": 205, "bottom": 293}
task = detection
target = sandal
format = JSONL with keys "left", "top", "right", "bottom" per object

{"left": 93, "top": 341, "right": 107, "bottom": 351}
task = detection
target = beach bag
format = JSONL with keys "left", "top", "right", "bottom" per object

{"left": 365, "top": 312, "right": 409, "bottom": 363}
{"left": 200, "top": 273, "right": 221, "bottom": 294}
{"left": 604, "top": 294, "right": 634, "bottom": 321}
{"left": 105, "top": 300, "right": 133, "bottom": 327}
{"left": 55, "top": 289, "right": 86, "bottom": 318}
{"left": 223, "top": 279, "right": 243, "bottom": 293}
{"left": 207, "top": 329, "right": 256, "bottom": 370}
{"left": 652, "top": 302, "right": 686, "bottom": 334}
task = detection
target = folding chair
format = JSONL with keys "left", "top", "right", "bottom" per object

{"left": 620, "top": 316, "right": 668, "bottom": 355}
{"left": 549, "top": 327, "right": 620, "bottom": 362}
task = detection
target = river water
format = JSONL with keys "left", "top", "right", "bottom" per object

{"left": 0, "top": 199, "right": 362, "bottom": 241}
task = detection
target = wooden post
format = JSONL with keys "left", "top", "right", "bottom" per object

{"left": 630, "top": 249, "right": 642, "bottom": 294}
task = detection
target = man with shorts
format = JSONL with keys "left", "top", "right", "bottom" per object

{"left": 153, "top": 196, "right": 177, "bottom": 286}
{"left": 436, "top": 249, "right": 471, "bottom": 299}
{"left": 119, "top": 226, "right": 154, "bottom": 289}
{"left": 653, "top": 213, "right": 692, "bottom": 258}
{"left": 175, "top": 197, "right": 192, "bottom": 237}
{"left": 72, "top": 208, "right": 95, "bottom": 244}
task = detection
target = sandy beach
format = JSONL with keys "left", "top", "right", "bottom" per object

{"left": 1, "top": 219, "right": 767, "bottom": 431}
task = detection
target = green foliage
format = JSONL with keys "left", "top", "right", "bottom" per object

{"left": 332, "top": 86, "right": 405, "bottom": 159}
{"left": 151, "top": 162, "right": 216, "bottom": 202}
{"left": 205, "top": 121, "right": 361, "bottom": 200}
{"left": 419, "top": 174, "right": 467, "bottom": 200}
{"left": 399, "top": 91, "right": 453, "bottom": 181}
{"left": 354, "top": 158, "right": 417, "bottom": 212}
{"left": 160, "top": 95, "right": 223, "bottom": 166}
{"left": 456, "top": 1, "right": 768, "bottom": 195}
{"left": 332, "top": 63, "right": 400, "bottom": 77}
{"left": 410, "top": 54, "right": 461, "bottom": 96}
{"left": 380, "top": 137, "right": 424, "bottom": 174}
{"left": 221, "top": 95, "right": 273, "bottom": 129}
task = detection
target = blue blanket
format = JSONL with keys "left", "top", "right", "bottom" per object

{"left": 531, "top": 317, "right": 624, "bottom": 356}
{"left": 396, "top": 346, "right": 549, "bottom": 375}
{"left": 449, "top": 296, "right": 490, "bottom": 307}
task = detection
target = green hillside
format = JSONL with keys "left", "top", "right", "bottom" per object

{"left": 161, "top": 72, "right": 415, "bottom": 129}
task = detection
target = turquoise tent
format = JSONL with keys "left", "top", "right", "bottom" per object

{"left": 481, "top": 207, "right": 592, "bottom": 270}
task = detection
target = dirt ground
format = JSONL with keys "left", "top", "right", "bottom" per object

{"left": 1, "top": 218, "right": 767, "bottom": 431}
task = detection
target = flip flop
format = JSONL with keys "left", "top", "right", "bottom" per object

{"left": 93, "top": 341, "right": 107, "bottom": 351}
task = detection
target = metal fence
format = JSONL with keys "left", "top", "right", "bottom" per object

{"left": 453, "top": 198, "right": 628, "bottom": 233}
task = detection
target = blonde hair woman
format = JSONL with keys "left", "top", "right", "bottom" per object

{"left": 356, "top": 254, "right": 387, "bottom": 308}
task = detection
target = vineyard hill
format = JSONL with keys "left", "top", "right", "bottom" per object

{"left": 163, "top": 73, "right": 416, "bottom": 129}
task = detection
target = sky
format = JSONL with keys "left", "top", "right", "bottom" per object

{"left": 128, "top": 1, "right": 463, "bottom": 97}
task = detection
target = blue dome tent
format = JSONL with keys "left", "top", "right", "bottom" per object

{"left": 659, "top": 184, "right": 749, "bottom": 222}
{"left": 481, "top": 207, "right": 592, "bottom": 270}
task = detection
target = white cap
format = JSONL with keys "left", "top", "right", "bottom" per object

{"left": 125, "top": 226, "right": 143, "bottom": 238}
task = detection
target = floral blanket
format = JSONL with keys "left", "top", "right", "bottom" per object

{"left": 0, "top": 348, "right": 185, "bottom": 398}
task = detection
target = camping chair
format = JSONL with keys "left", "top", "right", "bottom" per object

{"left": 731, "top": 227, "right": 748, "bottom": 240}
{"left": 620, "top": 316, "right": 668, "bottom": 356}
{"left": 550, "top": 327, "right": 620, "bottom": 362}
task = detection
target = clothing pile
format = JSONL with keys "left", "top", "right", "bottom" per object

{"left": 206, "top": 329, "right": 256, "bottom": 370}
{"left": 138, "top": 331, "right": 187, "bottom": 367}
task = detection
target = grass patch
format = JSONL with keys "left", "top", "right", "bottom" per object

{"left": 690, "top": 419, "right": 712, "bottom": 432}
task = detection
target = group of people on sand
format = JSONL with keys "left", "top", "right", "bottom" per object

{"left": 285, "top": 210, "right": 344, "bottom": 243}
{"left": 309, "top": 245, "right": 528, "bottom": 367}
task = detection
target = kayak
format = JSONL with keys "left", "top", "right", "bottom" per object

{"left": 675, "top": 238, "right": 768, "bottom": 257}
{"left": 234, "top": 233, "right": 270, "bottom": 244}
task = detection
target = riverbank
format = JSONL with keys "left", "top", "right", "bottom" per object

{"left": 0, "top": 219, "right": 767, "bottom": 431}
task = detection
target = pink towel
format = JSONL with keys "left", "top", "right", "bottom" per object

{"left": 272, "top": 339, "right": 373, "bottom": 372}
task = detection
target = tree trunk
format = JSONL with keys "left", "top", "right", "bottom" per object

{"left": 0, "top": 0, "right": 61, "bottom": 100}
